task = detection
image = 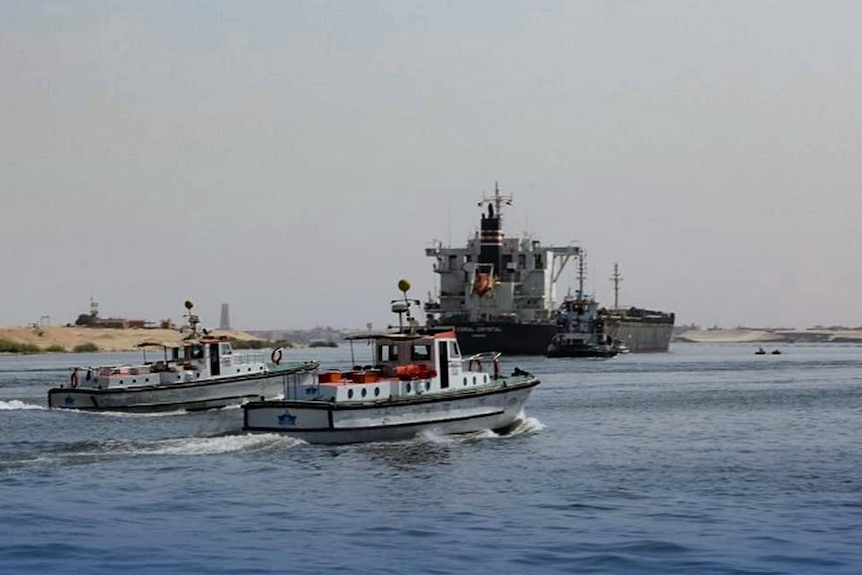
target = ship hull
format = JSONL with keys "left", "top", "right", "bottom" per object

{"left": 605, "top": 318, "right": 674, "bottom": 353}
{"left": 440, "top": 319, "right": 672, "bottom": 356}
{"left": 443, "top": 322, "right": 557, "bottom": 356}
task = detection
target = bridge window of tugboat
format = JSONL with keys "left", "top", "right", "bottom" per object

{"left": 411, "top": 344, "right": 431, "bottom": 361}
{"left": 377, "top": 344, "right": 398, "bottom": 363}
{"left": 191, "top": 345, "right": 203, "bottom": 359}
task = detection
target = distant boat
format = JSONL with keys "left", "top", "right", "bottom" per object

{"left": 308, "top": 339, "right": 338, "bottom": 348}
{"left": 755, "top": 347, "right": 767, "bottom": 355}
{"left": 47, "top": 300, "right": 319, "bottom": 412}
{"left": 771, "top": 349, "right": 782, "bottom": 355}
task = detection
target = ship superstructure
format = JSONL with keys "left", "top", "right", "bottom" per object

{"left": 424, "top": 184, "right": 579, "bottom": 355}
{"left": 423, "top": 184, "right": 674, "bottom": 355}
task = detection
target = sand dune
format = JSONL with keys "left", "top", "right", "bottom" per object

{"left": 0, "top": 326, "right": 259, "bottom": 353}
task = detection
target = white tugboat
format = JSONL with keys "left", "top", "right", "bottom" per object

{"left": 242, "top": 280, "right": 540, "bottom": 445}
{"left": 47, "top": 300, "right": 319, "bottom": 412}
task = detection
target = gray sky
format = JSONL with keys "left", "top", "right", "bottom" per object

{"left": 3, "top": 1, "right": 861, "bottom": 331}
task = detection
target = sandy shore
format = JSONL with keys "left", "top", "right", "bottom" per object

{"left": 675, "top": 329, "right": 862, "bottom": 344}
{"left": 0, "top": 326, "right": 260, "bottom": 353}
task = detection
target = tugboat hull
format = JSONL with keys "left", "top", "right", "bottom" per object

{"left": 243, "top": 379, "right": 538, "bottom": 445}
{"left": 48, "top": 363, "right": 319, "bottom": 412}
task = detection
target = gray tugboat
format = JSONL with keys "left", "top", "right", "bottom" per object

{"left": 423, "top": 184, "right": 674, "bottom": 355}
{"left": 546, "top": 252, "right": 618, "bottom": 359}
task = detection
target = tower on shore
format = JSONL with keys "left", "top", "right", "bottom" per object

{"left": 219, "top": 303, "right": 231, "bottom": 330}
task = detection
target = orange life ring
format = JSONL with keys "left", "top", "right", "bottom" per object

{"left": 271, "top": 348, "right": 283, "bottom": 366}
{"left": 70, "top": 369, "right": 79, "bottom": 389}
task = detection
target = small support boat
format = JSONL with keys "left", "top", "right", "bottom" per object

{"left": 47, "top": 300, "right": 319, "bottom": 412}
{"left": 242, "top": 280, "right": 540, "bottom": 444}
{"left": 545, "top": 252, "right": 619, "bottom": 359}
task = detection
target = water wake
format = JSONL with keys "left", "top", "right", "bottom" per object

{"left": 141, "top": 433, "right": 299, "bottom": 456}
{"left": 0, "top": 400, "right": 44, "bottom": 410}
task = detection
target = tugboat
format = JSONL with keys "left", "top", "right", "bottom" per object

{"left": 423, "top": 183, "right": 674, "bottom": 355}
{"left": 47, "top": 300, "right": 319, "bottom": 412}
{"left": 545, "top": 251, "right": 618, "bottom": 359}
{"left": 242, "top": 280, "right": 540, "bottom": 445}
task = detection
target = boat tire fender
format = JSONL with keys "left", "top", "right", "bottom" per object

{"left": 70, "top": 369, "right": 79, "bottom": 389}
{"left": 271, "top": 348, "right": 283, "bottom": 366}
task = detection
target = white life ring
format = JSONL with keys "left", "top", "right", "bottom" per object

{"left": 271, "top": 348, "right": 283, "bottom": 365}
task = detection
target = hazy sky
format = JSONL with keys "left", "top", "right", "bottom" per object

{"left": 3, "top": 1, "right": 861, "bottom": 331}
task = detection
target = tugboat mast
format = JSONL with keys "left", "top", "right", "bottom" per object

{"left": 610, "top": 263, "right": 623, "bottom": 311}
{"left": 576, "top": 251, "right": 587, "bottom": 300}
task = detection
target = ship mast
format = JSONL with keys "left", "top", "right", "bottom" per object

{"left": 477, "top": 181, "right": 513, "bottom": 215}
{"left": 610, "top": 263, "right": 622, "bottom": 310}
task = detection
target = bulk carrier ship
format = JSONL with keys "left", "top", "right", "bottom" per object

{"left": 423, "top": 184, "right": 674, "bottom": 355}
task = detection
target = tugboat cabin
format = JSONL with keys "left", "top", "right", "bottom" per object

{"left": 306, "top": 330, "right": 497, "bottom": 403}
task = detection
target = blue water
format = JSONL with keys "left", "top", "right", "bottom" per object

{"left": 2, "top": 344, "right": 862, "bottom": 574}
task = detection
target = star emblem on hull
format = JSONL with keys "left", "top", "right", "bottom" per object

{"left": 277, "top": 410, "right": 297, "bottom": 426}
{"left": 64, "top": 396, "right": 75, "bottom": 406}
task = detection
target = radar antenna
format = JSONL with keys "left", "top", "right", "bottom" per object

{"left": 391, "top": 279, "right": 421, "bottom": 333}
{"left": 183, "top": 299, "right": 200, "bottom": 337}
{"left": 477, "top": 181, "right": 513, "bottom": 217}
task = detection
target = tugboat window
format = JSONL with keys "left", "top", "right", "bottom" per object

{"left": 378, "top": 344, "right": 398, "bottom": 363}
{"left": 411, "top": 344, "right": 431, "bottom": 361}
